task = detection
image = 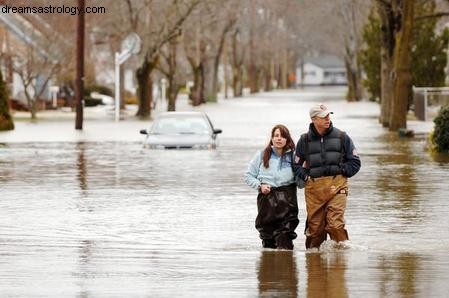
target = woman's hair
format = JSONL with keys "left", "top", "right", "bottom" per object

{"left": 262, "top": 124, "right": 295, "bottom": 168}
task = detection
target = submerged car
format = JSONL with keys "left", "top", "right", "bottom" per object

{"left": 140, "top": 111, "right": 222, "bottom": 149}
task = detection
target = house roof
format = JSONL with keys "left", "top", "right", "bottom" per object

{"left": 0, "top": 11, "right": 48, "bottom": 58}
{"left": 0, "top": 8, "right": 67, "bottom": 60}
{"left": 303, "top": 55, "right": 345, "bottom": 69}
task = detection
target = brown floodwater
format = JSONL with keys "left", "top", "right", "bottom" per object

{"left": 1, "top": 88, "right": 448, "bottom": 297}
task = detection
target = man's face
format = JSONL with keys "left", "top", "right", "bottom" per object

{"left": 312, "top": 113, "right": 331, "bottom": 132}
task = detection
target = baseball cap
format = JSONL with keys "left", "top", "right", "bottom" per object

{"left": 309, "top": 103, "right": 333, "bottom": 118}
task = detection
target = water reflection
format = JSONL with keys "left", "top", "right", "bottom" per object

{"left": 77, "top": 143, "right": 88, "bottom": 191}
{"left": 77, "top": 240, "right": 94, "bottom": 298}
{"left": 0, "top": 143, "right": 11, "bottom": 183}
{"left": 257, "top": 251, "right": 298, "bottom": 297}
{"left": 377, "top": 253, "right": 419, "bottom": 297}
{"left": 429, "top": 151, "right": 449, "bottom": 164}
{"left": 374, "top": 133, "right": 422, "bottom": 223}
{"left": 306, "top": 252, "right": 348, "bottom": 298}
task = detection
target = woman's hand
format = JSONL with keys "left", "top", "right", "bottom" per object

{"left": 260, "top": 184, "right": 271, "bottom": 194}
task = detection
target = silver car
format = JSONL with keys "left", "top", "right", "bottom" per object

{"left": 140, "top": 111, "right": 222, "bottom": 149}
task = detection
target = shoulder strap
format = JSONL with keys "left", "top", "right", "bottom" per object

{"left": 302, "top": 133, "right": 309, "bottom": 164}
{"left": 340, "top": 131, "right": 346, "bottom": 163}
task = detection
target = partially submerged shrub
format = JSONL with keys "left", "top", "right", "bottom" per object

{"left": 0, "top": 70, "right": 14, "bottom": 131}
{"left": 431, "top": 105, "right": 449, "bottom": 152}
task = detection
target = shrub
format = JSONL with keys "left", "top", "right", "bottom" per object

{"left": 0, "top": 69, "right": 14, "bottom": 131}
{"left": 431, "top": 105, "right": 449, "bottom": 152}
{"left": 84, "top": 98, "right": 103, "bottom": 107}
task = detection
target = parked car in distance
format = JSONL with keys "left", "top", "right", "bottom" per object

{"left": 140, "top": 111, "right": 222, "bottom": 149}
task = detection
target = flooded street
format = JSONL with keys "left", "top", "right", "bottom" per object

{"left": 1, "top": 87, "right": 449, "bottom": 297}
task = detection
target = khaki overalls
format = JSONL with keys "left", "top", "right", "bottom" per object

{"left": 304, "top": 174, "right": 348, "bottom": 248}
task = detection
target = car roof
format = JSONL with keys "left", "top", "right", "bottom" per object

{"left": 157, "top": 111, "right": 207, "bottom": 118}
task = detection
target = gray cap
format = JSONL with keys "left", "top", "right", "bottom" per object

{"left": 309, "top": 103, "right": 333, "bottom": 118}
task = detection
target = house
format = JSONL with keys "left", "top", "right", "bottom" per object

{"left": 0, "top": 9, "right": 66, "bottom": 106}
{"left": 296, "top": 55, "right": 347, "bottom": 86}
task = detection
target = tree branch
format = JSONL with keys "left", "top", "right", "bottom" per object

{"left": 415, "top": 12, "right": 449, "bottom": 21}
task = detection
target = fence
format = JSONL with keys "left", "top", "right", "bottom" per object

{"left": 412, "top": 86, "right": 449, "bottom": 121}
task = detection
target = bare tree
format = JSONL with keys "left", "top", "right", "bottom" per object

{"left": 3, "top": 13, "right": 69, "bottom": 119}
{"left": 340, "top": 0, "right": 364, "bottom": 102}
{"left": 91, "top": 0, "right": 199, "bottom": 118}
{"left": 157, "top": 37, "right": 186, "bottom": 111}
{"left": 230, "top": 27, "right": 245, "bottom": 97}
{"left": 12, "top": 46, "right": 61, "bottom": 119}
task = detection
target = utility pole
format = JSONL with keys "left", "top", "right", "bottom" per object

{"left": 75, "top": 0, "right": 85, "bottom": 130}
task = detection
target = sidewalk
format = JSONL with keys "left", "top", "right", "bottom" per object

{"left": 0, "top": 96, "right": 197, "bottom": 143}
{"left": 0, "top": 90, "right": 435, "bottom": 143}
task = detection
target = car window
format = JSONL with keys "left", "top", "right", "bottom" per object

{"left": 152, "top": 117, "right": 210, "bottom": 134}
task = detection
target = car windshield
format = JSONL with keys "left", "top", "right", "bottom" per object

{"left": 151, "top": 116, "right": 211, "bottom": 135}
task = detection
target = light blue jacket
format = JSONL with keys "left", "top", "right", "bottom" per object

{"left": 244, "top": 148, "right": 295, "bottom": 190}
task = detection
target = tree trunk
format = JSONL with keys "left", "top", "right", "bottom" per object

{"left": 190, "top": 66, "right": 203, "bottom": 106}
{"left": 30, "top": 97, "right": 37, "bottom": 120}
{"left": 389, "top": 1, "right": 414, "bottom": 131}
{"left": 248, "top": 63, "right": 257, "bottom": 93}
{"left": 264, "top": 62, "right": 273, "bottom": 92}
{"left": 203, "top": 60, "right": 215, "bottom": 102}
{"left": 0, "top": 69, "right": 14, "bottom": 131}
{"left": 223, "top": 45, "right": 229, "bottom": 99}
{"left": 341, "top": 0, "right": 363, "bottom": 102}
{"left": 120, "top": 66, "right": 126, "bottom": 109}
{"left": 211, "top": 47, "right": 220, "bottom": 101}
{"left": 280, "top": 49, "right": 288, "bottom": 89}
{"left": 377, "top": 0, "right": 396, "bottom": 127}
{"left": 136, "top": 59, "right": 153, "bottom": 119}
{"left": 211, "top": 26, "right": 231, "bottom": 101}
{"left": 231, "top": 28, "right": 244, "bottom": 98}
{"left": 345, "top": 59, "right": 361, "bottom": 102}
{"left": 380, "top": 53, "right": 393, "bottom": 127}
{"left": 167, "top": 80, "right": 179, "bottom": 111}
{"left": 199, "top": 62, "right": 206, "bottom": 104}
{"left": 232, "top": 66, "right": 243, "bottom": 97}
{"left": 166, "top": 40, "right": 179, "bottom": 111}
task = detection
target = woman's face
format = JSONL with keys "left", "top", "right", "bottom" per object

{"left": 272, "top": 128, "right": 287, "bottom": 150}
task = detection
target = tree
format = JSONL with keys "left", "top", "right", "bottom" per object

{"left": 230, "top": 27, "right": 245, "bottom": 97}
{"left": 389, "top": 0, "right": 414, "bottom": 131}
{"left": 93, "top": 0, "right": 200, "bottom": 119}
{"left": 340, "top": 0, "right": 364, "bottom": 102}
{"left": 412, "top": 13, "right": 449, "bottom": 88}
{"left": 0, "top": 69, "right": 14, "bottom": 131}
{"left": 157, "top": 38, "right": 184, "bottom": 111}
{"left": 363, "top": 1, "right": 448, "bottom": 117}
{"left": 12, "top": 44, "right": 61, "bottom": 119}
{"left": 431, "top": 105, "right": 449, "bottom": 152}
{"left": 359, "top": 9, "right": 381, "bottom": 101}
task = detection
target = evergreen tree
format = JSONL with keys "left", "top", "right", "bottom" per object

{"left": 411, "top": 19, "right": 449, "bottom": 87}
{"left": 432, "top": 105, "right": 449, "bottom": 152}
{"left": 359, "top": 1, "right": 448, "bottom": 102}
{"left": 359, "top": 9, "right": 381, "bottom": 101}
{"left": 0, "top": 69, "right": 14, "bottom": 131}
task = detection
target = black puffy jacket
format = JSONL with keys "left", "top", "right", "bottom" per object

{"left": 293, "top": 123, "right": 361, "bottom": 180}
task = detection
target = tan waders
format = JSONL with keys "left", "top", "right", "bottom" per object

{"left": 304, "top": 175, "right": 348, "bottom": 249}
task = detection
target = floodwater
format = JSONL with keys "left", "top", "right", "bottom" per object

{"left": 1, "top": 87, "right": 449, "bottom": 297}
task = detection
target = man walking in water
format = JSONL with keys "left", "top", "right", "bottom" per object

{"left": 294, "top": 103, "right": 361, "bottom": 249}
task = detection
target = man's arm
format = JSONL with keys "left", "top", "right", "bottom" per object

{"left": 341, "top": 134, "right": 361, "bottom": 178}
{"left": 293, "top": 135, "right": 310, "bottom": 181}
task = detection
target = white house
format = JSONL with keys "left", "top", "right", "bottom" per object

{"left": 296, "top": 55, "right": 347, "bottom": 86}
{"left": 0, "top": 11, "right": 62, "bottom": 103}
